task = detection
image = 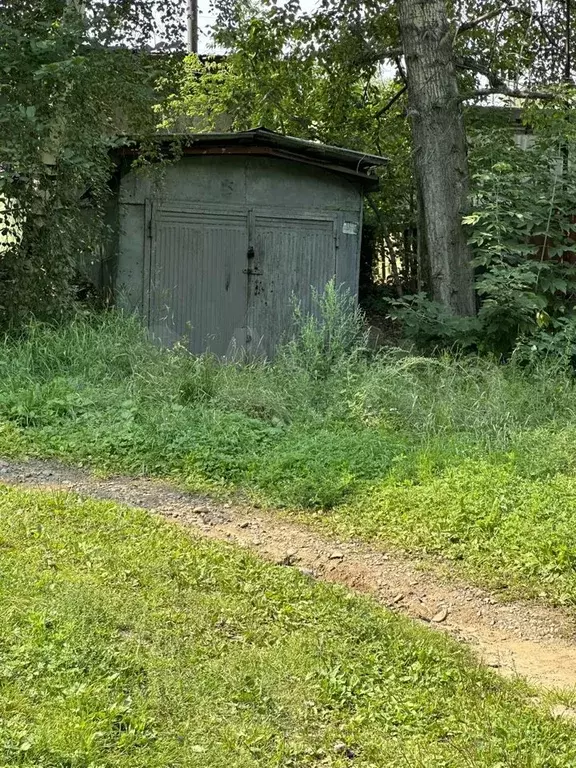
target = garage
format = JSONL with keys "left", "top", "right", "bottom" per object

{"left": 108, "top": 128, "right": 386, "bottom": 356}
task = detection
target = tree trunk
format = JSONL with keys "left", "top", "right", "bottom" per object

{"left": 396, "top": 0, "right": 476, "bottom": 315}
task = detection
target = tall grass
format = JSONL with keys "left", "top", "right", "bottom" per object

{"left": 0, "top": 293, "right": 575, "bottom": 499}
{"left": 2, "top": 288, "right": 576, "bottom": 599}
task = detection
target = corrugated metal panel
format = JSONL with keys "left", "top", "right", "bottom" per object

{"left": 115, "top": 157, "right": 364, "bottom": 357}
{"left": 148, "top": 205, "right": 248, "bottom": 354}
{"left": 247, "top": 212, "right": 337, "bottom": 355}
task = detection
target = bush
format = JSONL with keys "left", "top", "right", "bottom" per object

{"left": 388, "top": 293, "right": 481, "bottom": 352}
{"left": 393, "top": 119, "right": 576, "bottom": 359}
{"left": 279, "top": 280, "right": 369, "bottom": 379}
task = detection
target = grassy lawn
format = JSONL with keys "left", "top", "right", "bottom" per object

{"left": 2, "top": 485, "right": 576, "bottom": 767}
{"left": 2, "top": 309, "right": 576, "bottom": 603}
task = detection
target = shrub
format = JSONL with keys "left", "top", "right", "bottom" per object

{"left": 279, "top": 280, "right": 369, "bottom": 379}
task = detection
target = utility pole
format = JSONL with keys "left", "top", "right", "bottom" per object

{"left": 566, "top": 0, "right": 572, "bottom": 82}
{"left": 188, "top": 0, "right": 199, "bottom": 53}
{"left": 562, "top": 0, "right": 572, "bottom": 182}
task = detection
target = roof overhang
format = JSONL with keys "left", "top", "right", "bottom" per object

{"left": 116, "top": 128, "right": 388, "bottom": 190}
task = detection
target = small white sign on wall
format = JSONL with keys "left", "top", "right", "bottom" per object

{"left": 342, "top": 221, "right": 359, "bottom": 235}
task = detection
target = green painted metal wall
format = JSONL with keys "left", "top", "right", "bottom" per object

{"left": 111, "top": 154, "right": 364, "bottom": 356}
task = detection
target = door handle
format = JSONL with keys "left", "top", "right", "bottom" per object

{"left": 243, "top": 268, "right": 262, "bottom": 276}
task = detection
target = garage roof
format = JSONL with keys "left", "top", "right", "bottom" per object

{"left": 119, "top": 128, "right": 388, "bottom": 189}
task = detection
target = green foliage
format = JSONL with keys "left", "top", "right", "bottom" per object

{"left": 393, "top": 102, "right": 576, "bottom": 357}
{"left": 279, "top": 281, "right": 369, "bottom": 380}
{"left": 5, "top": 303, "right": 576, "bottom": 601}
{"left": 0, "top": 290, "right": 401, "bottom": 510}
{"left": 513, "top": 315, "right": 576, "bottom": 364}
{"left": 2, "top": 486, "right": 576, "bottom": 766}
{"left": 251, "top": 424, "right": 401, "bottom": 508}
{"left": 190, "top": 0, "right": 576, "bottom": 301}
{"left": 177, "top": 352, "right": 222, "bottom": 404}
{"left": 0, "top": 1, "right": 184, "bottom": 328}
{"left": 186, "top": 0, "right": 576, "bottom": 310}
{"left": 466, "top": 121, "right": 576, "bottom": 355}
{"left": 388, "top": 293, "right": 481, "bottom": 351}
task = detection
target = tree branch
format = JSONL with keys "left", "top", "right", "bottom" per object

{"left": 394, "top": 55, "right": 407, "bottom": 82}
{"left": 456, "top": 7, "right": 507, "bottom": 35}
{"left": 367, "top": 47, "right": 404, "bottom": 64}
{"left": 455, "top": 3, "right": 561, "bottom": 53}
{"left": 374, "top": 84, "right": 407, "bottom": 119}
{"left": 456, "top": 55, "right": 506, "bottom": 89}
{"left": 457, "top": 52, "right": 556, "bottom": 101}
{"left": 461, "top": 86, "right": 555, "bottom": 101}
{"left": 513, "top": 4, "right": 562, "bottom": 51}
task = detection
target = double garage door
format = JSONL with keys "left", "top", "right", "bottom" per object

{"left": 139, "top": 202, "right": 340, "bottom": 356}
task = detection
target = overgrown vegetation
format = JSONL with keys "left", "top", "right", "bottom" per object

{"left": 3, "top": 485, "right": 576, "bottom": 767}
{"left": 392, "top": 101, "right": 576, "bottom": 356}
{"left": 0, "top": 0, "right": 183, "bottom": 328}
{"left": 3, "top": 293, "right": 576, "bottom": 604}
{"left": 5, "top": 3, "right": 576, "bottom": 352}
{"left": 166, "top": 0, "right": 576, "bottom": 331}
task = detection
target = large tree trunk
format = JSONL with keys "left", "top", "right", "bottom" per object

{"left": 396, "top": 0, "right": 476, "bottom": 316}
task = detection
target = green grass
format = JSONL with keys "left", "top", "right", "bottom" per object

{"left": 2, "top": 305, "right": 576, "bottom": 603}
{"left": 320, "top": 463, "right": 576, "bottom": 603}
{"left": 2, "top": 485, "right": 576, "bottom": 767}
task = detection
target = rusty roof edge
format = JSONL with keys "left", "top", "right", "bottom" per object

{"left": 119, "top": 128, "right": 388, "bottom": 174}
{"left": 241, "top": 127, "right": 389, "bottom": 169}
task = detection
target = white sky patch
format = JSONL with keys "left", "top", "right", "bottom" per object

{"left": 193, "top": 0, "right": 320, "bottom": 53}
{"left": 156, "top": 0, "right": 396, "bottom": 79}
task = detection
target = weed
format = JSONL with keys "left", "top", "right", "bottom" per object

{"left": 2, "top": 299, "right": 576, "bottom": 601}
{"left": 279, "top": 280, "right": 369, "bottom": 380}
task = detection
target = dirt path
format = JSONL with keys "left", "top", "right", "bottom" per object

{"left": 2, "top": 457, "right": 576, "bottom": 692}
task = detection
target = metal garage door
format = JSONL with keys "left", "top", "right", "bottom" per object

{"left": 147, "top": 203, "right": 248, "bottom": 355}
{"left": 246, "top": 211, "right": 338, "bottom": 356}
{"left": 146, "top": 203, "right": 338, "bottom": 357}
